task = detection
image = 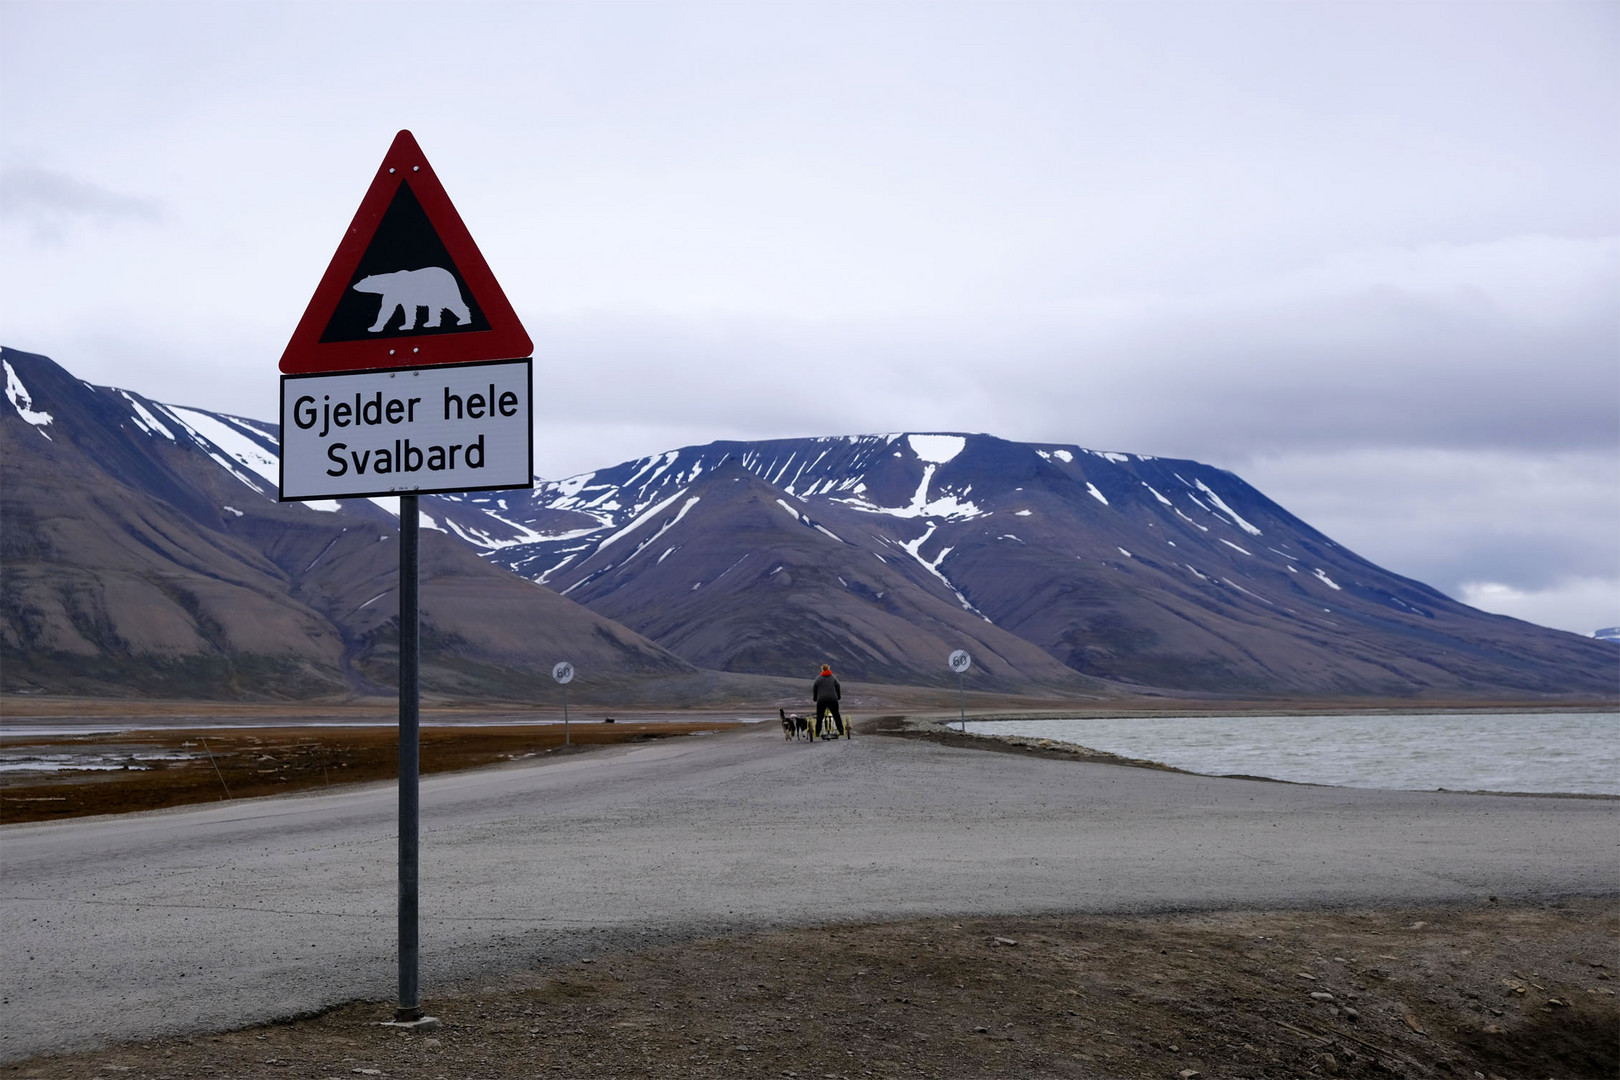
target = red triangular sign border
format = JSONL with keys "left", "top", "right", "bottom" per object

{"left": 279, "top": 130, "right": 532, "bottom": 374}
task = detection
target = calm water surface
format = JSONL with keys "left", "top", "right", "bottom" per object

{"left": 963, "top": 713, "right": 1619, "bottom": 795}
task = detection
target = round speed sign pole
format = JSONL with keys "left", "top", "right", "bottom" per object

{"left": 552, "top": 661, "right": 575, "bottom": 745}
{"left": 948, "top": 650, "right": 972, "bottom": 731}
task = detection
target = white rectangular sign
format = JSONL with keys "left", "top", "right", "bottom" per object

{"left": 280, "top": 358, "right": 532, "bottom": 500}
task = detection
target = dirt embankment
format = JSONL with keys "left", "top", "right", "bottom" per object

{"left": 10, "top": 901, "right": 1615, "bottom": 1080}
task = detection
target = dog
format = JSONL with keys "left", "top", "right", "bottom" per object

{"left": 779, "top": 707, "right": 811, "bottom": 741}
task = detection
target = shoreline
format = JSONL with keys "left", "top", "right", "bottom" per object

{"left": 5, "top": 708, "right": 1616, "bottom": 825}
{"left": 881, "top": 714, "right": 1620, "bottom": 801}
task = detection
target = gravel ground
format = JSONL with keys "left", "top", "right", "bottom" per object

{"left": 3, "top": 717, "right": 1617, "bottom": 1076}
{"left": 8, "top": 900, "right": 1615, "bottom": 1079}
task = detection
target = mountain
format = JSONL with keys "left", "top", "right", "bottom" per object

{"left": 5, "top": 346, "right": 1614, "bottom": 701}
{"left": 1, "top": 348, "right": 691, "bottom": 700}
{"left": 430, "top": 435, "right": 1617, "bottom": 698}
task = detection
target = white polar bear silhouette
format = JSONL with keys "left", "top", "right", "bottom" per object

{"left": 353, "top": 267, "right": 471, "bottom": 332}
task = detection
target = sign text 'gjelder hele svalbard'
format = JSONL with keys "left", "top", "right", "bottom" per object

{"left": 279, "top": 358, "right": 532, "bottom": 500}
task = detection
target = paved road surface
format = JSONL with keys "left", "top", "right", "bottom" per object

{"left": 2, "top": 723, "right": 1615, "bottom": 1061}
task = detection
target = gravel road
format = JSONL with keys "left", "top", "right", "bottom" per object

{"left": 2, "top": 721, "right": 1615, "bottom": 1062}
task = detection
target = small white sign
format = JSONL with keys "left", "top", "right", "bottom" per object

{"left": 552, "top": 661, "right": 575, "bottom": 685}
{"left": 949, "top": 649, "right": 972, "bottom": 674}
{"left": 280, "top": 358, "right": 532, "bottom": 500}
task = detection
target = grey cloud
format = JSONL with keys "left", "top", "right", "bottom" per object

{"left": 524, "top": 252, "right": 1619, "bottom": 470}
{"left": 1, "top": 167, "right": 166, "bottom": 243}
{"left": 1238, "top": 448, "right": 1620, "bottom": 600}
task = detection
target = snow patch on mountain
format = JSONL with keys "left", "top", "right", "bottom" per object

{"left": 620, "top": 497, "right": 701, "bottom": 566}
{"left": 120, "top": 391, "right": 175, "bottom": 441}
{"left": 597, "top": 489, "right": 691, "bottom": 552}
{"left": 1223, "top": 577, "right": 1274, "bottom": 605}
{"left": 837, "top": 460, "right": 985, "bottom": 520}
{"left": 169, "top": 405, "right": 277, "bottom": 491}
{"left": 624, "top": 451, "right": 679, "bottom": 490}
{"left": 1195, "top": 479, "right": 1263, "bottom": 536}
{"left": 551, "top": 473, "right": 596, "bottom": 500}
{"left": 4, "top": 360, "right": 53, "bottom": 435}
{"left": 908, "top": 434, "right": 966, "bottom": 464}
{"left": 161, "top": 405, "right": 268, "bottom": 495}
{"left": 896, "top": 524, "right": 988, "bottom": 620}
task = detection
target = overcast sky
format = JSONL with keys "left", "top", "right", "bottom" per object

{"left": 3, "top": 1, "right": 1616, "bottom": 636}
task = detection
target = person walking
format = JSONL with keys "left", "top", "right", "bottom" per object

{"left": 812, "top": 664, "right": 845, "bottom": 739}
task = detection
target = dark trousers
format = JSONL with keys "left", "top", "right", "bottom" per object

{"left": 815, "top": 699, "right": 843, "bottom": 738}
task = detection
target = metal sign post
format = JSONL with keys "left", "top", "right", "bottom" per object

{"left": 396, "top": 495, "right": 421, "bottom": 1022}
{"left": 276, "top": 131, "right": 534, "bottom": 1028}
{"left": 949, "top": 650, "right": 972, "bottom": 731}
{"left": 552, "top": 661, "right": 575, "bottom": 746}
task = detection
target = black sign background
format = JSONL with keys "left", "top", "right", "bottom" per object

{"left": 319, "top": 183, "right": 491, "bottom": 342}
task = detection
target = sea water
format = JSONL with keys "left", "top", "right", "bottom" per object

{"left": 962, "top": 712, "right": 1619, "bottom": 795}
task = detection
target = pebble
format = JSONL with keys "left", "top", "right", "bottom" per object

{"left": 1310, "top": 991, "right": 1335, "bottom": 1002}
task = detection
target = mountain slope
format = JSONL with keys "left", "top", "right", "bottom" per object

{"left": 434, "top": 433, "right": 1616, "bottom": 697}
{"left": 6, "top": 346, "right": 1612, "bottom": 700}
{"left": 541, "top": 459, "right": 1094, "bottom": 688}
{"left": 1, "top": 348, "right": 691, "bottom": 699}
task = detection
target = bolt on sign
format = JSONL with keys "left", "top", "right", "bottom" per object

{"left": 279, "top": 129, "right": 533, "bottom": 501}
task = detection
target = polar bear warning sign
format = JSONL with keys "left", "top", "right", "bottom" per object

{"left": 279, "top": 130, "right": 531, "bottom": 375}
{"left": 278, "top": 131, "right": 533, "bottom": 501}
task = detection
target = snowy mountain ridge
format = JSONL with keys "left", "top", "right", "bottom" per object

{"left": 6, "top": 346, "right": 1615, "bottom": 696}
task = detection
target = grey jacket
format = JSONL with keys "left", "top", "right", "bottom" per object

{"left": 812, "top": 672, "right": 841, "bottom": 704}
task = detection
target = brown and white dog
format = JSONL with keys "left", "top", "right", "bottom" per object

{"left": 779, "top": 707, "right": 811, "bottom": 741}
